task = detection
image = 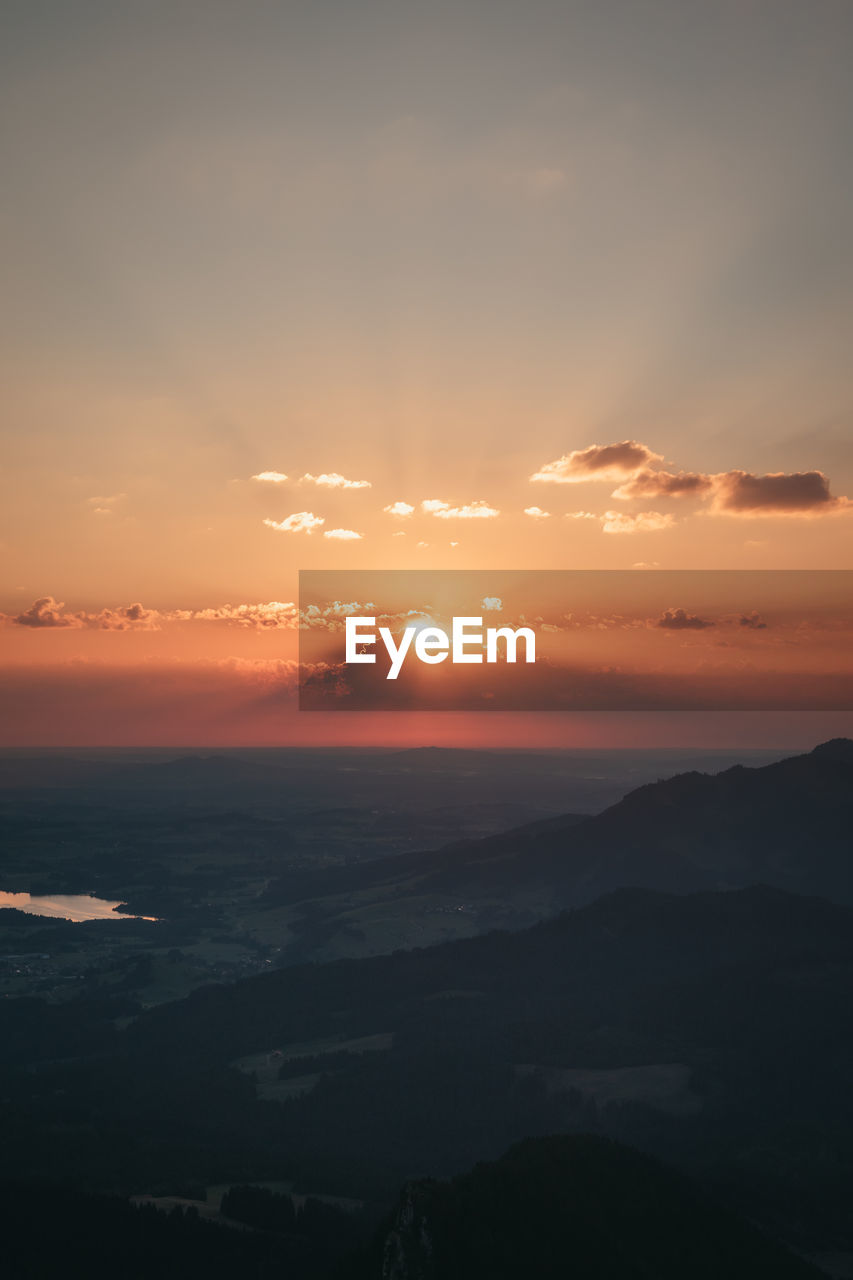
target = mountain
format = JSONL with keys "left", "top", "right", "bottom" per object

{"left": 326, "top": 738, "right": 853, "bottom": 893}
{"left": 257, "top": 739, "right": 853, "bottom": 963}
{"left": 534, "top": 736, "right": 853, "bottom": 907}
{"left": 347, "top": 1135, "right": 825, "bottom": 1279}
{"left": 410, "top": 737, "right": 853, "bottom": 905}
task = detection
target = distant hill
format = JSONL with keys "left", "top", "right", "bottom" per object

{"left": 256, "top": 739, "right": 853, "bottom": 962}
{"left": 276, "top": 738, "right": 853, "bottom": 916}
{"left": 347, "top": 1135, "right": 825, "bottom": 1279}
{"left": 534, "top": 736, "right": 853, "bottom": 907}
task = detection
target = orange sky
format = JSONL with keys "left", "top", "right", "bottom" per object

{"left": 1, "top": 2, "right": 852, "bottom": 746}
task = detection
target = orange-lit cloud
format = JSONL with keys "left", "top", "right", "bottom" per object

{"left": 10, "top": 597, "right": 81, "bottom": 629}
{"left": 383, "top": 501, "right": 415, "bottom": 517}
{"left": 612, "top": 469, "right": 714, "bottom": 500}
{"left": 3, "top": 598, "right": 160, "bottom": 630}
{"left": 421, "top": 499, "right": 500, "bottom": 519}
{"left": 185, "top": 602, "right": 298, "bottom": 628}
{"left": 94, "top": 603, "right": 161, "bottom": 631}
{"left": 712, "top": 469, "right": 851, "bottom": 516}
{"left": 300, "top": 601, "right": 372, "bottom": 630}
{"left": 301, "top": 472, "right": 372, "bottom": 489}
{"left": 531, "top": 441, "right": 662, "bottom": 484}
{"left": 613, "top": 463, "right": 851, "bottom": 515}
{"left": 524, "top": 506, "right": 551, "bottom": 519}
{"left": 263, "top": 512, "right": 325, "bottom": 533}
{"left": 601, "top": 510, "right": 675, "bottom": 534}
{"left": 323, "top": 528, "right": 363, "bottom": 540}
{"left": 530, "top": 442, "right": 851, "bottom": 523}
{"left": 251, "top": 470, "right": 289, "bottom": 483}
{"left": 87, "top": 493, "right": 126, "bottom": 516}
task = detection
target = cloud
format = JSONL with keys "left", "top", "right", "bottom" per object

{"left": 187, "top": 602, "right": 297, "bottom": 629}
{"left": 531, "top": 441, "right": 662, "bottom": 484}
{"left": 301, "top": 603, "right": 440, "bottom": 638}
{"left": 6, "top": 596, "right": 470, "bottom": 635}
{"left": 609, "top": 458, "right": 851, "bottom": 518}
{"left": 263, "top": 512, "right": 324, "bottom": 533}
{"left": 87, "top": 493, "right": 126, "bottom": 516}
{"left": 534, "top": 439, "right": 851, "bottom": 520}
{"left": 481, "top": 597, "right": 503, "bottom": 611}
{"left": 301, "top": 472, "right": 371, "bottom": 489}
{"left": 601, "top": 510, "right": 675, "bottom": 534}
{"left": 611, "top": 469, "right": 714, "bottom": 500}
{"left": 251, "top": 471, "right": 289, "bottom": 483}
{"left": 524, "top": 506, "right": 551, "bottom": 519}
{"left": 299, "top": 601, "right": 376, "bottom": 630}
{"left": 657, "top": 608, "right": 714, "bottom": 631}
{"left": 10, "top": 597, "right": 82, "bottom": 629}
{"left": 4, "top": 598, "right": 160, "bottom": 630}
{"left": 711, "top": 469, "right": 851, "bottom": 516}
{"left": 92, "top": 603, "right": 160, "bottom": 631}
{"left": 565, "top": 511, "right": 597, "bottom": 520}
{"left": 421, "top": 499, "right": 499, "bottom": 519}
{"left": 323, "top": 528, "right": 363, "bottom": 540}
{"left": 738, "top": 611, "right": 768, "bottom": 629}
{"left": 383, "top": 501, "right": 415, "bottom": 517}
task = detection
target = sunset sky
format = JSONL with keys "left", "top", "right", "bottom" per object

{"left": 1, "top": 0, "right": 851, "bottom": 746}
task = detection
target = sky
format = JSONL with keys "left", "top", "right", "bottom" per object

{"left": 1, "top": 0, "right": 852, "bottom": 746}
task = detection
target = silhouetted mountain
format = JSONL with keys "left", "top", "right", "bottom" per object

{"left": 346, "top": 1135, "right": 824, "bottom": 1279}
{"left": 547, "top": 737, "right": 853, "bottom": 905}
{"left": 294, "top": 739, "right": 853, "bottom": 911}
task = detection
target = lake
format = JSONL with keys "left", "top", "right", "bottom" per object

{"left": 0, "top": 891, "right": 156, "bottom": 923}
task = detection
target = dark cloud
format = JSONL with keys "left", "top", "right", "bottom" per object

{"left": 531, "top": 440, "right": 661, "bottom": 483}
{"left": 11, "top": 597, "right": 81, "bottom": 629}
{"left": 657, "top": 608, "right": 714, "bottom": 631}
{"left": 739, "top": 612, "right": 768, "bottom": 630}
{"left": 93, "top": 603, "right": 159, "bottom": 631}
{"left": 713, "top": 470, "right": 849, "bottom": 515}
{"left": 612, "top": 469, "right": 715, "bottom": 500}
{"left": 4, "top": 598, "right": 159, "bottom": 631}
